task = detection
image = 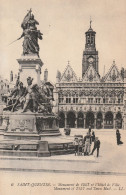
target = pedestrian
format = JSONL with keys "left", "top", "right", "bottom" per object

{"left": 116, "top": 129, "right": 123, "bottom": 145}
{"left": 88, "top": 126, "right": 91, "bottom": 134}
{"left": 83, "top": 132, "right": 92, "bottom": 156}
{"left": 90, "top": 137, "right": 100, "bottom": 157}
{"left": 91, "top": 130, "right": 95, "bottom": 142}
{"left": 73, "top": 137, "right": 79, "bottom": 156}
{"left": 78, "top": 139, "right": 83, "bottom": 155}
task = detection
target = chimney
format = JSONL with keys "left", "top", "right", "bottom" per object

{"left": 44, "top": 69, "right": 48, "bottom": 82}
{"left": 10, "top": 71, "right": 13, "bottom": 82}
{"left": 56, "top": 70, "right": 61, "bottom": 83}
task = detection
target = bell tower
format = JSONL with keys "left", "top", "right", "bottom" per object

{"left": 82, "top": 19, "right": 99, "bottom": 77}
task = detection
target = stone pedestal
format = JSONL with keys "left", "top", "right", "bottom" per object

{"left": 4, "top": 113, "right": 39, "bottom": 140}
{"left": 17, "top": 54, "right": 43, "bottom": 87}
{"left": 38, "top": 141, "right": 50, "bottom": 157}
{"left": 0, "top": 112, "right": 74, "bottom": 158}
{"left": 3, "top": 112, "right": 61, "bottom": 140}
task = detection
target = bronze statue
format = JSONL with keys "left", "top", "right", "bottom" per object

{"left": 27, "top": 14, "right": 39, "bottom": 30}
{"left": 22, "top": 77, "right": 37, "bottom": 112}
{"left": 19, "top": 9, "right": 43, "bottom": 56}
{"left": 3, "top": 75, "right": 54, "bottom": 114}
{"left": 22, "top": 77, "right": 53, "bottom": 113}
{"left": 8, "top": 9, "right": 43, "bottom": 56}
{"left": 3, "top": 79, "right": 26, "bottom": 112}
{"left": 11, "top": 82, "right": 26, "bottom": 112}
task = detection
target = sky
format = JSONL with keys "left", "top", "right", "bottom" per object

{"left": 0, "top": 0, "right": 126, "bottom": 83}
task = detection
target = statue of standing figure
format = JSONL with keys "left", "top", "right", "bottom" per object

{"left": 19, "top": 9, "right": 43, "bottom": 56}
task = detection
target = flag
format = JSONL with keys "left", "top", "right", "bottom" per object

{"left": 21, "top": 9, "right": 31, "bottom": 30}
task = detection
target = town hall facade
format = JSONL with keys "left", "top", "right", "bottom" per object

{"left": 54, "top": 22, "right": 126, "bottom": 129}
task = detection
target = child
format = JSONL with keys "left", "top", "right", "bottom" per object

{"left": 78, "top": 139, "right": 83, "bottom": 155}
{"left": 73, "top": 137, "right": 79, "bottom": 156}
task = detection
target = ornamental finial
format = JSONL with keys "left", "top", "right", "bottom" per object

{"left": 90, "top": 16, "right": 92, "bottom": 28}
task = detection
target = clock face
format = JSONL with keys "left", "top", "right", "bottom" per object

{"left": 88, "top": 57, "right": 94, "bottom": 63}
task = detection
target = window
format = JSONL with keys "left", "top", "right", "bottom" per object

{"left": 73, "top": 98, "right": 78, "bottom": 104}
{"left": 59, "top": 98, "right": 64, "bottom": 103}
{"left": 111, "top": 98, "right": 116, "bottom": 104}
{"left": 96, "top": 98, "right": 100, "bottom": 104}
{"left": 66, "top": 98, "right": 71, "bottom": 103}
{"left": 106, "top": 98, "right": 108, "bottom": 103}
{"left": 103, "top": 98, "right": 108, "bottom": 103}
{"left": 80, "top": 98, "right": 86, "bottom": 104}
{"left": 113, "top": 98, "right": 116, "bottom": 104}
{"left": 88, "top": 98, "right": 93, "bottom": 104}
{"left": 118, "top": 99, "right": 121, "bottom": 104}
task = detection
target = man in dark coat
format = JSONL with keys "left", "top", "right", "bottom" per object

{"left": 90, "top": 137, "right": 100, "bottom": 157}
{"left": 88, "top": 126, "right": 91, "bottom": 134}
{"left": 91, "top": 130, "right": 95, "bottom": 142}
{"left": 116, "top": 129, "right": 123, "bottom": 145}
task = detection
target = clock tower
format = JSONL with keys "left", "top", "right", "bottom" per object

{"left": 82, "top": 20, "right": 99, "bottom": 77}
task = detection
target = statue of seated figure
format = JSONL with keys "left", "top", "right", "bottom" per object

{"left": 3, "top": 81, "right": 26, "bottom": 112}
{"left": 11, "top": 82, "right": 26, "bottom": 112}
{"left": 3, "top": 76, "right": 54, "bottom": 114}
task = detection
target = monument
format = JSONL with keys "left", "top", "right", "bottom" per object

{"left": 0, "top": 10, "right": 74, "bottom": 157}
{"left": 17, "top": 9, "right": 43, "bottom": 86}
{"left": 2, "top": 9, "right": 60, "bottom": 138}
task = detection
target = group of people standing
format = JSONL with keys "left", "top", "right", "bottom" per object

{"left": 74, "top": 126, "right": 100, "bottom": 158}
{"left": 73, "top": 127, "right": 123, "bottom": 158}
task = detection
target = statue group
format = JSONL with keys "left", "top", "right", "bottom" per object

{"left": 19, "top": 9, "right": 43, "bottom": 56}
{"left": 4, "top": 76, "right": 54, "bottom": 114}
{"left": 3, "top": 10, "right": 53, "bottom": 114}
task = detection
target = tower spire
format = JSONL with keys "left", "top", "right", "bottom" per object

{"left": 90, "top": 16, "right": 92, "bottom": 28}
{"left": 67, "top": 60, "right": 70, "bottom": 65}
{"left": 82, "top": 20, "right": 98, "bottom": 77}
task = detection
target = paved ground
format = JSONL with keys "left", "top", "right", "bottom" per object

{"left": 0, "top": 128, "right": 126, "bottom": 195}
{"left": 0, "top": 128, "right": 126, "bottom": 175}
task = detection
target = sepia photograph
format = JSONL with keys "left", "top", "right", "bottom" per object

{"left": 0, "top": 0, "right": 126, "bottom": 194}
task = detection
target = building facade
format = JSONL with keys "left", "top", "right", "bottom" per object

{"left": 54, "top": 23, "right": 126, "bottom": 129}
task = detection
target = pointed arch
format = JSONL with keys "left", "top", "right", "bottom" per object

{"left": 105, "top": 111, "right": 113, "bottom": 129}
{"left": 116, "top": 112, "right": 122, "bottom": 129}
{"left": 67, "top": 111, "right": 76, "bottom": 128}
{"left": 96, "top": 112, "right": 103, "bottom": 129}
{"left": 77, "top": 112, "right": 84, "bottom": 128}
{"left": 85, "top": 111, "right": 95, "bottom": 128}
{"left": 59, "top": 112, "right": 65, "bottom": 128}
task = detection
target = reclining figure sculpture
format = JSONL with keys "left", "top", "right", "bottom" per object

{"left": 3, "top": 76, "right": 54, "bottom": 114}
